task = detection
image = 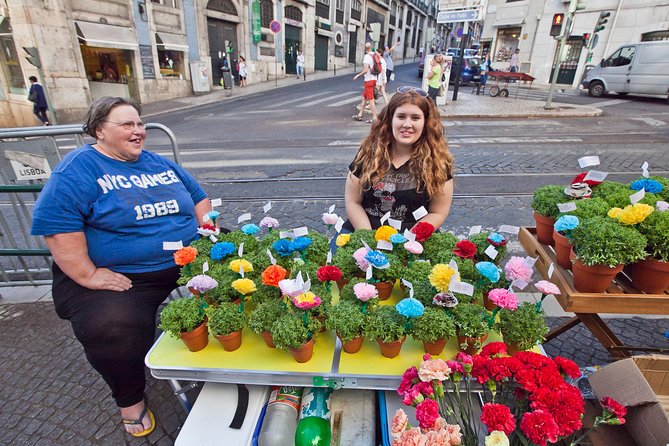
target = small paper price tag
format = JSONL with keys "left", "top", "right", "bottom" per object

{"left": 403, "top": 229, "right": 416, "bottom": 242}
{"left": 498, "top": 225, "right": 520, "bottom": 235}
{"left": 557, "top": 202, "right": 578, "bottom": 213}
{"left": 468, "top": 225, "right": 482, "bottom": 236}
{"left": 239, "top": 264, "right": 245, "bottom": 278}
{"left": 335, "top": 217, "right": 344, "bottom": 233}
{"left": 448, "top": 259, "right": 459, "bottom": 272}
{"left": 401, "top": 279, "right": 414, "bottom": 298}
{"left": 642, "top": 161, "right": 650, "bottom": 178}
{"left": 449, "top": 280, "right": 474, "bottom": 296}
{"left": 279, "top": 230, "right": 294, "bottom": 239}
{"left": 412, "top": 206, "right": 428, "bottom": 220}
{"left": 202, "top": 213, "right": 211, "bottom": 222}
{"left": 380, "top": 212, "right": 391, "bottom": 225}
{"left": 511, "top": 279, "right": 528, "bottom": 290}
{"left": 583, "top": 170, "right": 608, "bottom": 182}
{"left": 361, "top": 240, "right": 370, "bottom": 250}
{"left": 547, "top": 263, "right": 555, "bottom": 278}
{"left": 263, "top": 202, "right": 272, "bottom": 213}
{"left": 238, "top": 242, "right": 244, "bottom": 257}
{"left": 377, "top": 240, "right": 394, "bottom": 251}
{"left": 209, "top": 235, "right": 218, "bottom": 243}
{"left": 293, "top": 226, "right": 309, "bottom": 237}
{"left": 365, "top": 265, "right": 373, "bottom": 280}
{"left": 210, "top": 198, "right": 222, "bottom": 207}
{"left": 328, "top": 204, "right": 336, "bottom": 213}
{"left": 163, "top": 241, "right": 183, "bottom": 250}
{"left": 388, "top": 218, "right": 402, "bottom": 230}
{"left": 484, "top": 245, "right": 498, "bottom": 260}
{"left": 578, "top": 155, "right": 600, "bottom": 169}
{"left": 630, "top": 188, "right": 645, "bottom": 204}
{"left": 237, "top": 213, "right": 251, "bottom": 224}
{"left": 524, "top": 256, "right": 538, "bottom": 267}
{"left": 326, "top": 250, "right": 332, "bottom": 264}
{"left": 266, "top": 248, "right": 277, "bottom": 265}
{"left": 203, "top": 261, "right": 209, "bottom": 273}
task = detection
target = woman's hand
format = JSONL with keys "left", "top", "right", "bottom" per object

{"left": 85, "top": 268, "right": 132, "bottom": 291}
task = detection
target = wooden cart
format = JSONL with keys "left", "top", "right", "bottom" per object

{"left": 487, "top": 71, "right": 536, "bottom": 98}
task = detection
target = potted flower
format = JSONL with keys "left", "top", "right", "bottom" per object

{"left": 590, "top": 180, "right": 629, "bottom": 204}
{"left": 469, "top": 232, "right": 508, "bottom": 264}
{"left": 248, "top": 299, "right": 285, "bottom": 348}
{"left": 207, "top": 302, "right": 247, "bottom": 351}
{"left": 410, "top": 307, "right": 456, "bottom": 355}
{"left": 452, "top": 303, "right": 489, "bottom": 354}
{"left": 325, "top": 300, "right": 367, "bottom": 353}
{"left": 629, "top": 209, "right": 669, "bottom": 293}
{"left": 531, "top": 184, "right": 569, "bottom": 245}
{"left": 159, "top": 297, "right": 209, "bottom": 352}
{"left": 364, "top": 305, "right": 407, "bottom": 358}
{"left": 422, "top": 231, "right": 458, "bottom": 264}
{"left": 553, "top": 215, "right": 580, "bottom": 270}
{"left": 571, "top": 217, "right": 647, "bottom": 293}
{"left": 560, "top": 197, "right": 610, "bottom": 221}
{"left": 495, "top": 302, "right": 549, "bottom": 355}
{"left": 270, "top": 312, "right": 321, "bottom": 362}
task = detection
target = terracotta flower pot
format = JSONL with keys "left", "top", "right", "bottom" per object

{"left": 261, "top": 330, "right": 276, "bottom": 348}
{"left": 289, "top": 338, "right": 315, "bottom": 363}
{"left": 572, "top": 258, "right": 623, "bottom": 293}
{"left": 482, "top": 291, "right": 496, "bottom": 311}
{"left": 423, "top": 338, "right": 448, "bottom": 356}
{"left": 340, "top": 335, "right": 364, "bottom": 354}
{"left": 533, "top": 212, "right": 555, "bottom": 246}
{"left": 214, "top": 330, "right": 242, "bottom": 352}
{"left": 627, "top": 258, "right": 669, "bottom": 294}
{"left": 505, "top": 342, "right": 524, "bottom": 356}
{"left": 374, "top": 281, "right": 394, "bottom": 301}
{"left": 179, "top": 319, "right": 209, "bottom": 352}
{"left": 336, "top": 277, "right": 350, "bottom": 291}
{"left": 456, "top": 333, "right": 489, "bottom": 355}
{"left": 376, "top": 335, "right": 406, "bottom": 358}
{"left": 553, "top": 230, "right": 573, "bottom": 271}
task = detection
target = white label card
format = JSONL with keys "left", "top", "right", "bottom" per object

{"left": 557, "top": 202, "right": 578, "bottom": 213}
{"left": 547, "top": 263, "right": 555, "bottom": 278}
{"left": 642, "top": 161, "right": 650, "bottom": 178}
{"left": 448, "top": 259, "right": 459, "bottom": 272}
{"left": 403, "top": 229, "right": 416, "bottom": 242}
{"left": 412, "top": 206, "right": 428, "bottom": 220}
{"left": 237, "top": 213, "right": 252, "bottom": 224}
{"left": 449, "top": 280, "right": 474, "bottom": 296}
{"left": 335, "top": 217, "right": 344, "bottom": 233}
{"left": 583, "top": 170, "right": 608, "bottom": 183}
{"left": 366, "top": 265, "right": 373, "bottom": 280}
{"left": 524, "top": 256, "right": 538, "bottom": 267}
{"left": 209, "top": 235, "right": 218, "bottom": 243}
{"left": 388, "top": 218, "right": 402, "bottom": 230}
{"left": 202, "top": 213, "right": 211, "bottom": 222}
{"left": 377, "top": 240, "right": 394, "bottom": 251}
{"left": 210, "top": 198, "right": 222, "bottom": 207}
{"left": 163, "top": 241, "right": 183, "bottom": 250}
{"left": 239, "top": 265, "right": 245, "bottom": 278}
{"left": 326, "top": 250, "right": 332, "bottom": 264}
{"left": 484, "top": 245, "right": 498, "bottom": 260}
{"left": 380, "top": 212, "right": 391, "bottom": 225}
{"left": 328, "top": 204, "right": 336, "bottom": 213}
{"left": 293, "top": 226, "right": 309, "bottom": 237}
{"left": 263, "top": 202, "right": 272, "bottom": 213}
{"left": 578, "top": 155, "right": 600, "bottom": 169}
{"left": 468, "top": 225, "right": 482, "bottom": 236}
{"left": 203, "top": 261, "right": 209, "bottom": 273}
{"left": 238, "top": 242, "right": 244, "bottom": 257}
{"left": 279, "top": 230, "right": 294, "bottom": 239}
{"left": 361, "top": 240, "right": 370, "bottom": 250}
{"left": 266, "top": 249, "right": 277, "bottom": 265}
{"left": 401, "top": 279, "right": 414, "bottom": 298}
{"left": 630, "top": 188, "right": 645, "bottom": 204}
{"left": 498, "top": 225, "right": 520, "bottom": 235}
{"left": 511, "top": 279, "right": 528, "bottom": 290}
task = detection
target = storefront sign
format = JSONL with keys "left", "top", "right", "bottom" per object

{"left": 139, "top": 45, "right": 156, "bottom": 79}
{"left": 7, "top": 154, "right": 51, "bottom": 180}
{"left": 252, "top": 0, "right": 262, "bottom": 44}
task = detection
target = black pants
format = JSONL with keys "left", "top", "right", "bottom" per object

{"left": 34, "top": 107, "right": 48, "bottom": 124}
{"left": 52, "top": 263, "right": 179, "bottom": 407}
{"left": 428, "top": 86, "right": 440, "bottom": 103}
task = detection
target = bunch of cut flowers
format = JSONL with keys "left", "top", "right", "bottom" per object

{"left": 395, "top": 342, "right": 626, "bottom": 446}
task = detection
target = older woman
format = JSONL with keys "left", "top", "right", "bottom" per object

{"left": 31, "top": 97, "right": 211, "bottom": 437}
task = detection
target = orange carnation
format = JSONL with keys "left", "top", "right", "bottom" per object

{"left": 174, "top": 246, "right": 198, "bottom": 266}
{"left": 261, "top": 264, "right": 288, "bottom": 287}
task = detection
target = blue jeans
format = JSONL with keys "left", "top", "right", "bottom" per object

{"left": 296, "top": 65, "right": 304, "bottom": 77}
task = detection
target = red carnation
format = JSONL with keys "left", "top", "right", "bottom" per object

{"left": 572, "top": 172, "right": 602, "bottom": 187}
{"left": 520, "top": 409, "right": 559, "bottom": 446}
{"left": 410, "top": 222, "right": 436, "bottom": 242}
{"left": 481, "top": 403, "right": 516, "bottom": 435}
{"left": 453, "top": 240, "right": 477, "bottom": 259}
{"left": 479, "top": 342, "right": 508, "bottom": 358}
{"left": 316, "top": 265, "right": 343, "bottom": 282}
{"left": 553, "top": 356, "right": 581, "bottom": 379}
{"left": 398, "top": 366, "right": 419, "bottom": 396}
{"left": 415, "top": 398, "right": 440, "bottom": 429}
{"left": 200, "top": 223, "right": 216, "bottom": 231}
{"left": 601, "top": 396, "right": 627, "bottom": 424}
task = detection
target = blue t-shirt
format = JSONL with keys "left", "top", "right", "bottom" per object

{"left": 31, "top": 144, "right": 207, "bottom": 273}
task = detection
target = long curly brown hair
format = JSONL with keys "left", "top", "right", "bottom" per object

{"left": 352, "top": 90, "right": 454, "bottom": 198}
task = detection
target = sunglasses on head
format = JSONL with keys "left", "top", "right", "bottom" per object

{"left": 396, "top": 86, "right": 429, "bottom": 97}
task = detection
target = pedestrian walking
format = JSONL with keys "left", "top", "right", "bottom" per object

{"left": 342, "top": 86, "right": 454, "bottom": 233}
{"left": 238, "top": 55, "right": 248, "bottom": 87}
{"left": 509, "top": 49, "right": 520, "bottom": 72}
{"left": 352, "top": 42, "right": 378, "bottom": 123}
{"left": 375, "top": 47, "right": 389, "bottom": 106}
{"left": 296, "top": 50, "right": 305, "bottom": 80}
{"left": 30, "top": 96, "right": 212, "bottom": 438}
{"left": 426, "top": 54, "right": 444, "bottom": 104}
{"left": 383, "top": 39, "right": 400, "bottom": 82}
{"left": 27, "top": 76, "right": 49, "bottom": 126}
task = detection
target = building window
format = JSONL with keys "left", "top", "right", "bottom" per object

{"left": 80, "top": 46, "right": 133, "bottom": 84}
{"left": 494, "top": 27, "right": 521, "bottom": 62}
{"left": 158, "top": 50, "right": 184, "bottom": 78}
{"left": 0, "top": 19, "right": 25, "bottom": 93}
{"left": 260, "top": 0, "right": 274, "bottom": 28}
{"left": 285, "top": 5, "right": 303, "bottom": 22}
{"left": 151, "top": 0, "right": 178, "bottom": 7}
{"left": 206, "top": 0, "right": 238, "bottom": 15}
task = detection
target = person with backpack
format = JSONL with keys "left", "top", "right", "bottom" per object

{"left": 352, "top": 43, "right": 379, "bottom": 123}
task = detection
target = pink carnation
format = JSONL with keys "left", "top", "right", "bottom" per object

{"left": 259, "top": 216, "right": 279, "bottom": 228}
{"left": 504, "top": 256, "right": 533, "bottom": 283}
{"left": 404, "top": 240, "right": 424, "bottom": 255}
{"left": 415, "top": 399, "right": 440, "bottom": 429}
{"left": 535, "top": 280, "right": 560, "bottom": 295}
{"left": 419, "top": 358, "right": 452, "bottom": 382}
{"left": 487, "top": 288, "right": 519, "bottom": 310}
{"left": 353, "top": 247, "right": 371, "bottom": 271}
{"left": 322, "top": 212, "right": 339, "bottom": 225}
{"left": 391, "top": 409, "right": 409, "bottom": 439}
{"left": 394, "top": 427, "right": 425, "bottom": 446}
{"left": 353, "top": 282, "right": 378, "bottom": 302}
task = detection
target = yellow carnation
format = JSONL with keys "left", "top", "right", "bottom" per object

{"left": 335, "top": 233, "right": 351, "bottom": 247}
{"left": 229, "top": 259, "right": 253, "bottom": 274}
{"left": 428, "top": 264, "right": 460, "bottom": 292}
{"left": 485, "top": 431, "right": 510, "bottom": 446}
{"left": 607, "top": 207, "right": 623, "bottom": 219}
{"left": 618, "top": 203, "right": 654, "bottom": 225}
{"left": 375, "top": 225, "right": 398, "bottom": 242}
{"left": 231, "top": 278, "right": 256, "bottom": 295}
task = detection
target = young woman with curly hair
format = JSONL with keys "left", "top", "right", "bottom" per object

{"left": 343, "top": 87, "right": 454, "bottom": 232}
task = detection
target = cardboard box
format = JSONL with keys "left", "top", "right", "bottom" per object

{"left": 587, "top": 356, "right": 669, "bottom": 446}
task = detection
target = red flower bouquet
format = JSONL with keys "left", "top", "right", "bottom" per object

{"left": 453, "top": 240, "right": 477, "bottom": 260}
{"left": 410, "top": 222, "right": 436, "bottom": 242}
{"left": 316, "top": 265, "right": 343, "bottom": 282}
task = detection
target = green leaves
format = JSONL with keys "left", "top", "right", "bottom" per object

{"left": 159, "top": 297, "right": 207, "bottom": 338}
{"left": 572, "top": 217, "right": 647, "bottom": 266}
{"left": 496, "top": 303, "right": 549, "bottom": 351}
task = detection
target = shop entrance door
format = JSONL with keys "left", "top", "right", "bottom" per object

{"left": 208, "top": 18, "right": 239, "bottom": 85}
{"left": 285, "top": 25, "right": 301, "bottom": 75}
{"left": 348, "top": 30, "right": 357, "bottom": 64}
{"left": 551, "top": 37, "right": 585, "bottom": 85}
{"left": 314, "top": 34, "right": 329, "bottom": 70}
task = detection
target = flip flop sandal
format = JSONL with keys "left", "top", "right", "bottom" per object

{"left": 352, "top": 115, "right": 363, "bottom": 121}
{"left": 123, "top": 406, "right": 155, "bottom": 438}
{"left": 366, "top": 119, "right": 375, "bottom": 124}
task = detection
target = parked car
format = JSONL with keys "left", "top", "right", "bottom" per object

{"left": 449, "top": 56, "right": 481, "bottom": 85}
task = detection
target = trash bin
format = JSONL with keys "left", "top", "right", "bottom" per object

{"left": 221, "top": 67, "right": 233, "bottom": 90}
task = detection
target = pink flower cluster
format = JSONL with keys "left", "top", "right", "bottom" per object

{"left": 353, "top": 247, "right": 370, "bottom": 271}
{"left": 504, "top": 256, "right": 533, "bottom": 283}
{"left": 487, "top": 288, "right": 518, "bottom": 310}
{"left": 391, "top": 409, "right": 463, "bottom": 446}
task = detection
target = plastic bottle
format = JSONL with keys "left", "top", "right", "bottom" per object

{"left": 295, "top": 387, "right": 333, "bottom": 446}
{"left": 258, "top": 386, "right": 302, "bottom": 446}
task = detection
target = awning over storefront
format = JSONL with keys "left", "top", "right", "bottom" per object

{"left": 493, "top": 18, "right": 525, "bottom": 27}
{"left": 75, "top": 21, "right": 138, "bottom": 50}
{"left": 155, "top": 32, "right": 188, "bottom": 51}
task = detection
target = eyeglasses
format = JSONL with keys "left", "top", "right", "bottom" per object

{"left": 103, "top": 120, "right": 146, "bottom": 130}
{"left": 396, "top": 86, "right": 429, "bottom": 98}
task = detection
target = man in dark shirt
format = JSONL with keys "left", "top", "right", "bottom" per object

{"left": 28, "top": 76, "right": 49, "bottom": 126}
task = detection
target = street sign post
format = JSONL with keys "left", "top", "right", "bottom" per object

{"left": 269, "top": 20, "right": 281, "bottom": 34}
{"left": 437, "top": 6, "right": 483, "bottom": 24}
{"left": 269, "top": 20, "right": 281, "bottom": 86}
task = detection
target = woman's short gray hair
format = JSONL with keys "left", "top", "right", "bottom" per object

{"left": 82, "top": 96, "right": 141, "bottom": 138}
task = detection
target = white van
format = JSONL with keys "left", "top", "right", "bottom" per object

{"left": 581, "top": 41, "right": 669, "bottom": 100}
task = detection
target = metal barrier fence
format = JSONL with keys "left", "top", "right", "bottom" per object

{"left": 0, "top": 123, "right": 181, "bottom": 287}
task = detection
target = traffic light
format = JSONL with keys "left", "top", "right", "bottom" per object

{"left": 23, "top": 47, "right": 41, "bottom": 68}
{"left": 595, "top": 11, "right": 610, "bottom": 33}
{"left": 569, "top": 0, "right": 586, "bottom": 13}
{"left": 550, "top": 13, "right": 564, "bottom": 37}
{"left": 582, "top": 33, "right": 590, "bottom": 45}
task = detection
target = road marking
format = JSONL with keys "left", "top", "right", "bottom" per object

{"left": 329, "top": 94, "right": 364, "bottom": 107}
{"left": 450, "top": 136, "right": 582, "bottom": 144}
{"left": 328, "top": 140, "right": 360, "bottom": 146}
{"left": 587, "top": 99, "right": 628, "bottom": 107}
{"left": 297, "top": 91, "right": 358, "bottom": 107}
{"left": 264, "top": 91, "right": 333, "bottom": 108}
{"left": 443, "top": 120, "right": 563, "bottom": 127}
{"left": 183, "top": 159, "right": 334, "bottom": 168}
{"left": 631, "top": 117, "right": 666, "bottom": 127}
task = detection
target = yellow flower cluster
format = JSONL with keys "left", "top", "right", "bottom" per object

{"left": 229, "top": 259, "right": 253, "bottom": 274}
{"left": 231, "top": 278, "right": 257, "bottom": 295}
{"left": 428, "top": 264, "right": 460, "bottom": 292}
{"left": 374, "top": 225, "right": 398, "bottom": 242}
{"left": 335, "top": 233, "right": 351, "bottom": 247}
{"left": 608, "top": 203, "right": 654, "bottom": 225}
